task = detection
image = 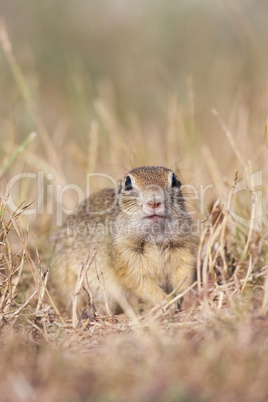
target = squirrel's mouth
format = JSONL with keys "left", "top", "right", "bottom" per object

{"left": 144, "top": 214, "right": 165, "bottom": 221}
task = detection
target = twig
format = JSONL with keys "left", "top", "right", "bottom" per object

{"left": 241, "top": 255, "right": 253, "bottom": 293}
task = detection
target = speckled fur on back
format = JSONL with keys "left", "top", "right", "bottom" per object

{"left": 51, "top": 166, "right": 197, "bottom": 314}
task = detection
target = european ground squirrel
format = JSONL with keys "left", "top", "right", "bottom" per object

{"left": 52, "top": 166, "right": 197, "bottom": 314}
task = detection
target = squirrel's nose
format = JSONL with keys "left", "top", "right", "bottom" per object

{"left": 147, "top": 199, "right": 162, "bottom": 210}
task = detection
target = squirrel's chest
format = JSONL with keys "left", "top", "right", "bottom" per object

{"left": 114, "top": 242, "right": 176, "bottom": 289}
{"left": 143, "top": 244, "right": 174, "bottom": 285}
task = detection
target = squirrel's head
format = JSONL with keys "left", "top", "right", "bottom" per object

{"left": 115, "top": 166, "right": 192, "bottom": 242}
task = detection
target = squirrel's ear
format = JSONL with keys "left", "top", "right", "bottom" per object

{"left": 116, "top": 179, "right": 122, "bottom": 195}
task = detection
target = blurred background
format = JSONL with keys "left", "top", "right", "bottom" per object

{"left": 0, "top": 0, "right": 267, "bottom": 231}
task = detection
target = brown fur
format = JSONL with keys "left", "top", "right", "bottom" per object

{"left": 51, "top": 166, "right": 197, "bottom": 314}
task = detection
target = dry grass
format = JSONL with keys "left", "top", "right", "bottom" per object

{"left": 0, "top": 201, "right": 268, "bottom": 401}
{"left": 0, "top": 2, "right": 268, "bottom": 401}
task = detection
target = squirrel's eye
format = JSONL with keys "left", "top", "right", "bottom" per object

{"left": 125, "top": 176, "right": 133, "bottom": 190}
{"left": 172, "top": 173, "right": 181, "bottom": 188}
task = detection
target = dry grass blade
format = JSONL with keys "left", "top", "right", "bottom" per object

{"left": 201, "top": 146, "right": 227, "bottom": 198}
{"left": 87, "top": 121, "right": 99, "bottom": 173}
{"left": 212, "top": 108, "right": 247, "bottom": 172}
{"left": 239, "top": 162, "right": 257, "bottom": 261}
{"left": 72, "top": 251, "right": 97, "bottom": 328}
{"left": 241, "top": 254, "right": 253, "bottom": 293}
{"left": 7, "top": 286, "right": 41, "bottom": 319}
{"left": 265, "top": 118, "right": 268, "bottom": 151}
{"left": 0, "top": 19, "right": 66, "bottom": 185}
{"left": 163, "top": 281, "right": 198, "bottom": 310}
{"left": 259, "top": 268, "right": 268, "bottom": 316}
{"left": 0, "top": 132, "right": 36, "bottom": 177}
{"left": 72, "top": 263, "right": 87, "bottom": 328}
